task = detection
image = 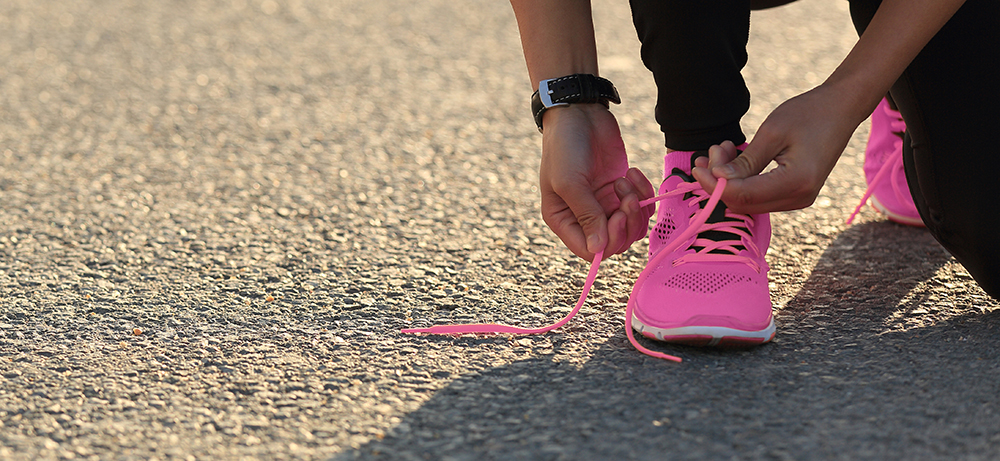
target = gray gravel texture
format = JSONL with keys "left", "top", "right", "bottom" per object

{"left": 2, "top": 0, "right": 1000, "bottom": 459}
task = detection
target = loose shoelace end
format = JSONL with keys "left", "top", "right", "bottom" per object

{"left": 399, "top": 250, "right": 605, "bottom": 337}
{"left": 400, "top": 325, "right": 534, "bottom": 335}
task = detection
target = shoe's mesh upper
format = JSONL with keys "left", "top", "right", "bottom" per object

{"left": 653, "top": 213, "right": 676, "bottom": 246}
{"left": 664, "top": 271, "right": 755, "bottom": 294}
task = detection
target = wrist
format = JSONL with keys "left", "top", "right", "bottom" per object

{"left": 812, "top": 72, "right": 883, "bottom": 130}
{"left": 541, "top": 103, "right": 610, "bottom": 131}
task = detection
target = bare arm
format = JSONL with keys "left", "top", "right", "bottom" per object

{"left": 509, "top": 0, "right": 599, "bottom": 88}
{"left": 826, "top": 0, "right": 967, "bottom": 120}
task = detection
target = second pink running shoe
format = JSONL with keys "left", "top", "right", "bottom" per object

{"left": 847, "top": 97, "right": 925, "bottom": 227}
{"left": 628, "top": 149, "right": 775, "bottom": 347}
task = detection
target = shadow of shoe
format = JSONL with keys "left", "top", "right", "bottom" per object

{"left": 337, "top": 221, "right": 1000, "bottom": 460}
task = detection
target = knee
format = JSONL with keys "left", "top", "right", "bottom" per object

{"left": 927, "top": 223, "right": 1000, "bottom": 300}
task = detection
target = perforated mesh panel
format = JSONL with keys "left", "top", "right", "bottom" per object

{"left": 664, "top": 272, "right": 754, "bottom": 294}
{"left": 653, "top": 217, "right": 676, "bottom": 245}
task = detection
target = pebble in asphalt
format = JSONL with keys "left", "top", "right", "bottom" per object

{"left": 2, "top": 0, "right": 999, "bottom": 459}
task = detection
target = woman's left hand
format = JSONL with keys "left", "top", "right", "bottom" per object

{"left": 691, "top": 83, "right": 871, "bottom": 214}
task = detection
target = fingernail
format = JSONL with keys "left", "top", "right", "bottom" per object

{"left": 626, "top": 168, "right": 645, "bottom": 184}
{"left": 587, "top": 233, "right": 602, "bottom": 253}
{"left": 615, "top": 178, "right": 633, "bottom": 195}
{"left": 718, "top": 164, "right": 736, "bottom": 178}
{"left": 624, "top": 197, "right": 637, "bottom": 214}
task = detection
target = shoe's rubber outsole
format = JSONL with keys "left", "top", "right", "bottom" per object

{"left": 631, "top": 315, "right": 776, "bottom": 348}
{"left": 870, "top": 196, "right": 925, "bottom": 227}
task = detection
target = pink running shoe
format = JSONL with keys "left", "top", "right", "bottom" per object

{"left": 628, "top": 149, "right": 775, "bottom": 347}
{"left": 846, "top": 98, "right": 924, "bottom": 227}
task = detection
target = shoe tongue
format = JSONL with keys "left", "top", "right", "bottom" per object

{"left": 663, "top": 150, "right": 718, "bottom": 213}
{"left": 663, "top": 149, "right": 712, "bottom": 181}
{"left": 663, "top": 150, "right": 745, "bottom": 253}
{"left": 663, "top": 150, "right": 699, "bottom": 177}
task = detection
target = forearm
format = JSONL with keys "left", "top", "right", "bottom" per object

{"left": 824, "top": 0, "right": 966, "bottom": 122}
{"left": 510, "top": 0, "right": 599, "bottom": 88}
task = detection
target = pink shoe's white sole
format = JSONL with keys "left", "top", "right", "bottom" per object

{"left": 870, "top": 196, "right": 925, "bottom": 227}
{"left": 630, "top": 314, "right": 776, "bottom": 347}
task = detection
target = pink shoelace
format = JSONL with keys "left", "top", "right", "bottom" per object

{"left": 402, "top": 177, "right": 743, "bottom": 363}
{"left": 650, "top": 179, "right": 763, "bottom": 272}
{"left": 845, "top": 151, "right": 907, "bottom": 225}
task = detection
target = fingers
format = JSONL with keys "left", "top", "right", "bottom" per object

{"left": 552, "top": 174, "right": 649, "bottom": 261}
{"left": 606, "top": 209, "right": 629, "bottom": 256}
{"left": 555, "top": 181, "right": 610, "bottom": 259}
{"left": 609, "top": 167, "right": 656, "bottom": 255}
{"left": 689, "top": 135, "right": 781, "bottom": 209}
{"left": 717, "top": 168, "right": 821, "bottom": 214}
{"left": 691, "top": 136, "right": 825, "bottom": 214}
{"left": 626, "top": 167, "right": 656, "bottom": 223}
{"left": 607, "top": 180, "right": 635, "bottom": 256}
{"left": 716, "top": 138, "right": 773, "bottom": 180}
{"left": 541, "top": 200, "right": 591, "bottom": 261}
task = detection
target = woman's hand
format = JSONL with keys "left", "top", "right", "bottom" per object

{"left": 691, "top": 84, "right": 867, "bottom": 214}
{"left": 540, "top": 104, "right": 655, "bottom": 261}
{"left": 691, "top": 0, "right": 967, "bottom": 214}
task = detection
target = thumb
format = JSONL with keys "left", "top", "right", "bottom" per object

{"left": 714, "top": 135, "right": 779, "bottom": 180}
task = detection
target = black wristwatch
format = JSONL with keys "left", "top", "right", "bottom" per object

{"left": 531, "top": 74, "right": 621, "bottom": 133}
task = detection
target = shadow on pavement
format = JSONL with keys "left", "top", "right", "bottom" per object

{"left": 339, "top": 221, "right": 1000, "bottom": 460}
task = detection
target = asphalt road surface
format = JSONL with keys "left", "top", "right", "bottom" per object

{"left": 2, "top": 0, "right": 1000, "bottom": 459}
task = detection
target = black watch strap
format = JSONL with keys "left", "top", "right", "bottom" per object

{"left": 531, "top": 74, "right": 621, "bottom": 132}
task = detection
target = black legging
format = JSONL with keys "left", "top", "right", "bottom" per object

{"left": 628, "top": 0, "right": 1000, "bottom": 298}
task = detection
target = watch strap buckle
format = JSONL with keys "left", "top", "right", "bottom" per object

{"left": 530, "top": 74, "right": 620, "bottom": 133}
{"left": 538, "top": 76, "right": 574, "bottom": 109}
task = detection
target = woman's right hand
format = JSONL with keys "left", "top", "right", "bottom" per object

{"left": 539, "top": 104, "right": 655, "bottom": 261}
